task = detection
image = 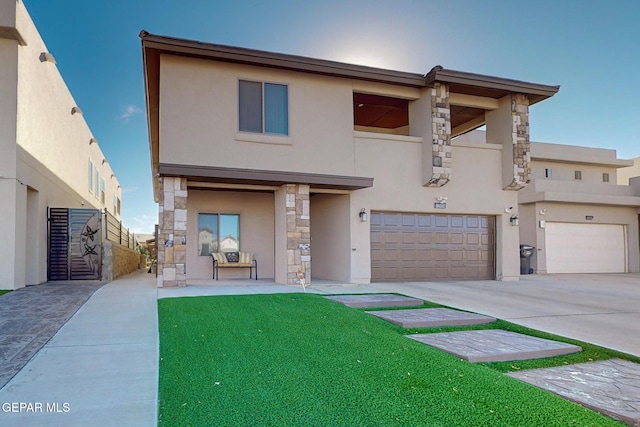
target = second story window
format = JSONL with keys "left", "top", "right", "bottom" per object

{"left": 239, "top": 80, "right": 288, "bottom": 135}
{"left": 574, "top": 170, "right": 582, "bottom": 180}
{"left": 603, "top": 172, "right": 610, "bottom": 183}
{"left": 100, "top": 177, "right": 106, "bottom": 204}
{"left": 95, "top": 170, "right": 100, "bottom": 199}
{"left": 544, "top": 168, "right": 553, "bottom": 178}
{"left": 89, "top": 161, "right": 94, "bottom": 193}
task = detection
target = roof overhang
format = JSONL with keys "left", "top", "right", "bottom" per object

{"left": 158, "top": 163, "right": 373, "bottom": 191}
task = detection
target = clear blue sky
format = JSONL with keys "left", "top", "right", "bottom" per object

{"left": 24, "top": 0, "right": 640, "bottom": 234}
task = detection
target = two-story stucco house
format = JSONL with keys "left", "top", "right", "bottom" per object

{"left": 518, "top": 142, "right": 640, "bottom": 274}
{"left": 0, "top": 0, "right": 122, "bottom": 290}
{"left": 140, "top": 31, "right": 561, "bottom": 287}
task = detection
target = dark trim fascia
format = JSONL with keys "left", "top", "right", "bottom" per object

{"left": 158, "top": 163, "right": 374, "bottom": 191}
{"left": 425, "top": 66, "right": 560, "bottom": 103}
{"left": 140, "top": 31, "right": 425, "bottom": 88}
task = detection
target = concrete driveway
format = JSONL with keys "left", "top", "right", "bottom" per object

{"left": 358, "top": 273, "right": 640, "bottom": 357}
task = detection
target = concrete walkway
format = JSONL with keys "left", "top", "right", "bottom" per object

{"left": 1, "top": 271, "right": 638, "bottom": 426}
{"left": 0, "top": 281, "right": 104, "bottom": 389}
{"left": 350, "top": 273, "right": 640, "bottom": 357}
{"left": 0, "top": 270, "right": 158, "bottom": 427}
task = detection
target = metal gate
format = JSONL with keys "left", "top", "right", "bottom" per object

{"left": 48, "top": 208, "right": 102, "bottom": 281}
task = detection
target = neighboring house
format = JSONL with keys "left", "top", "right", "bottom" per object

{"left": 618, "top": 157, "right": 640, "bottom": 186}
{"left": 518, "top": 142, "right": 640, "bottom": 274}
{"left": 0, "top": 0, "right": 122, "bottom": 289}
{"left": 140, "top": 31, "right": 560, "bottom": 287}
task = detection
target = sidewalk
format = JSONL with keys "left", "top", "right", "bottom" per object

{"left": 0, "top": 270, "right": 158, "bottom": 427}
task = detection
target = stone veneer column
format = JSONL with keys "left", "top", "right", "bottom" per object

{"left": 425, "top": 82, "right": 452, "bottom": 187}
{"left": 157, "top": 176, "right": 187, "bottom": 287}
{"left": 505, "top": 94, "right": 531, "bottom": 190}
{"left": 286, "top": 184, "right": 311, "bottom": 286}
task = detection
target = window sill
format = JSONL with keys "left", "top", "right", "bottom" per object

{"left": 236, "top": 132, "right": 292, "bottom": 146}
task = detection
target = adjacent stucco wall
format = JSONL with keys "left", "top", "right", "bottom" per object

{"left": 186, "top": 190, "right": 275, "bottom": 280}
{"left": 0, "top": 35, "right": 19, "bottom": 289}
{"left": 618, "top": 157, "right": 640, "bottom": 185}
{"left": 0, "top": 1, "right": 123, "bottom": 289}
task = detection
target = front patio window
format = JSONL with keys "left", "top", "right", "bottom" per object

{"left": 198, "top": 213, "right": 240, "bottom": 256}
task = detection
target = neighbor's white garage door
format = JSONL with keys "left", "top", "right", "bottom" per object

{"left": 545, "top": 223, "right": 626, "bottom": 273}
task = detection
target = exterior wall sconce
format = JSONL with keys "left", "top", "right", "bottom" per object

{"left": 359, "top": 208, "right": 368, "bottom": 222}
{"left": 89, "top": 138, "right": 98, "bottom": 145}
{"left": 539, "top": 208, "right": 548, "bottom": 215}
{"left": 510, "top": 215, "right": 519, "bottom": 226}
{"left": 71, "top": 106, "right": 83, "bottom": 115}
{"left": 102, "top": 159, "right": 108, "bottom": 165}
{"left": 39, "top": 52, "right": 56, "bottom": 64}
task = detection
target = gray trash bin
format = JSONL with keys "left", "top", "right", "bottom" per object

{"left": 519, "top": 244, "right": 535, "bottom": 274}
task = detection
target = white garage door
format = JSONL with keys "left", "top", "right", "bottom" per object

{"left": 545, "top": 223, "right": 626, "bottom": 273}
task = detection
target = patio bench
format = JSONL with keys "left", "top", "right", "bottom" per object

{"left": 211, "top": 252, "right": 257, "bottom": 280}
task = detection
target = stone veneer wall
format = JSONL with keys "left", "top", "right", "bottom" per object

{"left": 157, "top": 177, "right": 188, "bottom": 287}
{"left": 286, "top": 184, "right": 311, "bottom": 285}
{"left": 504, "top": 94, "right": 531, "bottom": 191}
{"left": 102, "top": 241, "right": 140, "bottom": 281}
{"left": 426, "top": 82, "right": 452, "bottom": 187}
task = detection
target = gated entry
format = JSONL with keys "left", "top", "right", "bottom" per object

{"left": 48, "top": 208, "right": 102, "bottom": 281}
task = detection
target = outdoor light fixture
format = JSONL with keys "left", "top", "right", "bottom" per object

{"left": 89, "top": 138, "right": 98, "bottom": 145}
{"left": 71, "top": 106, "right": 83, "bottom": 115}
{"left": 102, "top": 159, "right": 108, "bottom": 165}
{"left": 39, "top": 52, "right": 56, "bottom": 64}
{"left": 504, "top": 206, "right": 513, "bottom": 213}
{"left": 539, "top": 208, "right": 548, "bottom": 215}
{"left": 510, "top": 215, "right": 519, "bottom": 226}
{"left": 359, "top": 208, "right": 368, "bottom": 222}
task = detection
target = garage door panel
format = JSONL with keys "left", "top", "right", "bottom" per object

{"left": 545, "top": 223, "right": 626, "bottom": 274}
{"left": 436, "top": 233, "right": 449, "bottom": 244}
{"left": 418, "top": 215, "right": 432, "bottom": 227}
{"left": 371, "top": 212, "right": 495, "bottom": 282}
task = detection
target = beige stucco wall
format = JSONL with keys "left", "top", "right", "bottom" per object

{"left": 350, "top": 134, "right": 520, "bottom": 281}
{"left": 157, "top": 55, "right": 546, "bottom": 283}
{"left": 0, "top": 1, "right": 123, "bottom": 289}
{"left": 309, "top": 193, "right": 352, "bottom": 282}
{"left": 159, "top": 55, "right": 420, "bottom": 178}
{"left": 618, "top": 157, "right": 640, "bottom": 185}
{"left": 186, "top": 190, "right": 275, "bottom": 280}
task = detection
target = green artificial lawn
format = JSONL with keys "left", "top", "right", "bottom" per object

{"left": 158, "top": 293, "right": 624, "bottom": 426}
{"left": 0, "top": 290, "right": 11, "bottom": 297}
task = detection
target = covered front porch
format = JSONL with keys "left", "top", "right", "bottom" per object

{"left": 156, "top": 171, "right": 372, "bottom": 288}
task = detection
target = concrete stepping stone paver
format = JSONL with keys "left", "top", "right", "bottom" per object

{"left": 324, "top": 294, "right": 423, "bottom": 308}
{"left": 508, "top": 359, "right": 640, "bottom": 426}
{"left": 367, "top": 308, "right": 496, "bottom": 328}
{"left": 407, "top": 329, "right": 581, "bottom": 363}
